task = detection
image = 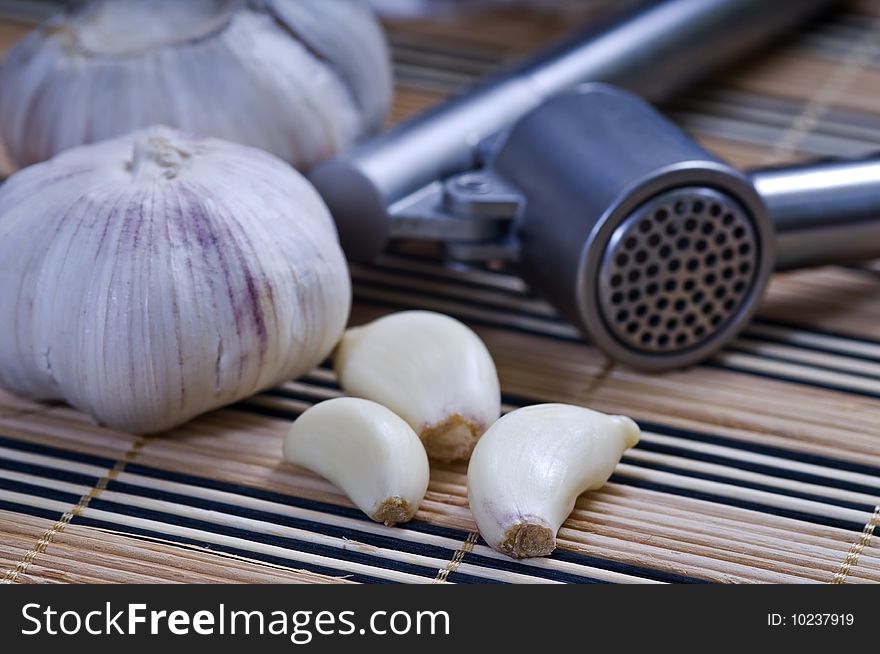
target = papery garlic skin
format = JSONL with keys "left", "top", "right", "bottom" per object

{"left": 0, "top": 0, "right": 392, "bottom": 169}
{"left": 283, "top": 397, "right": 430, "bottom": 526}
{"left": 467, "top": 404, "right": 640, "bottom": 558}
{"left": 0, "top": 126, "right": 351, "bottom": 433}
{"left": 334, "top": 311, "right": 501, "bottom": 462}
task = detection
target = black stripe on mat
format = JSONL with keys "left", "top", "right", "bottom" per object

{"left": 753, "top": 317, "right": 880, "bottom": 349}
{"left": 229, "top": 402, "right": 299, "bottom": 422}
{"left": 744, "top": 332, "right": 880, "bottom": 366}
{"left": 441, "top": 571, "right": 505, "bottom": 585}
{"left": 635, "top": 440, "right": 880, "bottom": 497}
{"left": 79, "top": 497, "right": 445, "bottom": 582}
{"left": 356, "top": 261, "right": 554, "bottom": 306}
{"left": 264, "top": 386, "right": 338, "bottom": 402}
{"left": 551, "top": 549, "right": 707, "bottom": 584}
{"left": 611, "top": 418, "right": 880, "bottom": 479}
{"left": 71, "top": 516, "right": 398, "bottom": 585}
{"left": 608, "top": 475, "right": 866, "bottom": 533}
{"left": 104, "top": 480, "right": 461, "bottom": 561}
{"left": 122, "top": 462, "right": 472, "bottom": 543}
{"left": 104, "top": 479, "right": 694, "bottom": 585}
{"left": 619, "top": 456, "right": 877, "bottom": 513}
{"left": 707, "top": 361, "right": 880, "bottom": 401}
{"left": 352, "top": 274, "right": 557, "bottom": 323}
{"left": 0, "top": 477, "right": 86, "bottom": 506}
{"left": 0, "top": 499, "right": 64, "bottom": 523}
{"left": 284, "top": 376, "right": 341, "bottom": 392}
{"left": 0, "top": 434, "right": 116, "bottom": 468}
{"left": 459, "top": 548, "right": 705, "bottom": 585}
{"left": 352, "top": 288, "right": 580, "bottom": 343}
{"left": 724, "top": 345, "right": 880, "bottom": 383}
{"left": 0, "top": 456, "right": 102, "bottom": 488}
{"left": 263, "top": 385, "right": 338, "bottom": 402}
{"left": 117, "top": 463, "right": 692, "bottom": 583}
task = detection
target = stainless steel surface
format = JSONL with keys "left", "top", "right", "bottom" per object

{"left": 486, "top": 85, "right": 772, "bottom": 371}
{"left": 599, "top": 187, "right": 758, "bottom": 355}
{"left": 752, "top": 158, "right": 880, "bottom": 270}
{"left": 311, "top": 0, "right": 838, "bottom": 261}
{"left": 386, "top": 181, "right": 512, "bottom": 241}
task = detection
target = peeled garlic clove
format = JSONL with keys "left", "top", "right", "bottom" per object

{"left": 467, "top": 404, "right": 640, "bottom": 559}
{"left": 0, "top": 126, "right": 351, "bottom": 433}
{"left": 334, "top": 311, "right": 501, "bottom": 462}
{"left": 283, "top": 397, "right": 430, "bottom": 526}
{"left": 0, "top": 0, "right": 392, "bottom": 169}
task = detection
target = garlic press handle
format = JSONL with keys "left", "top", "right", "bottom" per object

{"left": 753, "top": 157, "right": 880, "bottom": 270}
{"left": 311, "top": 0, "right": 838, "bottom": 263}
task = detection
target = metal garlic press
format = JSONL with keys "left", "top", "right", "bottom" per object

{"left": 312, "top": 0, "right": 880, "bottom": 370}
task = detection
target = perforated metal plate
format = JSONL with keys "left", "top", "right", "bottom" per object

{"left": 598, "top": 187, "right": 759, "bottom": 355}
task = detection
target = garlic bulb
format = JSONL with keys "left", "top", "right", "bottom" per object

{"left": 0, "top": 0, "right": 393, "bottom": 169}
{"left": 283, "top": 397, "right": 430, "bottom": 526}
{"left": 467, "top": 404, "right": 640, "bottom": 558}
{"left": 0, "top": 126, "right": 351, "bottom": 433}
{"left": 334, "top": 311, "right": 501, "bottom": 462}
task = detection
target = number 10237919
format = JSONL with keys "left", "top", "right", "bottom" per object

{"left": 768, "top": 613, "right": 854, "bottom": 627}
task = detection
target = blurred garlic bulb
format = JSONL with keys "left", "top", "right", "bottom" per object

{"left": 0, "top": 0, "right": 393, "bottom": 169}
{"left": 0, "top": 126, "right": 351, "bottom": 433}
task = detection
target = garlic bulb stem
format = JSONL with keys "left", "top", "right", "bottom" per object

{"left": 283, "top": 397, "right": 430, "bottom": 526}
{"left": 467, "top": 404, "right": 640, "bottom": 558}
{"left": 129, "top": 135, "right": 190, "bottom": 178}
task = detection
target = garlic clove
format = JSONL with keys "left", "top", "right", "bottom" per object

{"left": 334, "top": 311, "right": 501, "bottom": 462}
{"left": 0, "top": 0, "right": 392, "bottom": 169}
{"left": 283, "top": 397, "right": 430, "bottom": 526}
{"left": 467, "top": 403, "right": 640, "bottom": 559}
{"left": 0, "top": 126, "right": 351, "bottom": 433}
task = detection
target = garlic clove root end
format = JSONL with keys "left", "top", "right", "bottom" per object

{"left": 499, "top": 517, "right": 556, "bottom": 559}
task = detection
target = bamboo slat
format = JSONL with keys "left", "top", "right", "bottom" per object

{"left": 0, "top": 1, "right": 879, "bottom": 584}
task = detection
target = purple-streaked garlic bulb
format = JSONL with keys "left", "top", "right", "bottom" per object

{"left": 0, "top": 0, "right": 393, "bottom": 169}
{"left": 0, "top": 126, "right": 351, "bottom": 432}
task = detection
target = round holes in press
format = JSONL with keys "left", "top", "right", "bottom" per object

{"left": 600, "top": 189, "right": 760, "bottom": 354}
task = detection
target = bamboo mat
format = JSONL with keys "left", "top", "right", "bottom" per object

{"left": 2, "top": 1, "right": 880, "bottom": 584}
